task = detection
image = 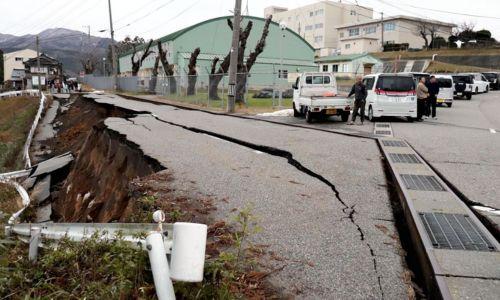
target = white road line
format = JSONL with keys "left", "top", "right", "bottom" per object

{"left": 490, "top": 128, "right": 497, "bottom": 134}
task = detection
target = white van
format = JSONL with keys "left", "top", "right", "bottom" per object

{"left": 469, "top": 73, "right": 490, "bottom": 94}
{"left": 434, "top": 74, "right": 454, "bottom": 107}
{"left": 362, "top": 73, "right": 417, "bottom": 122}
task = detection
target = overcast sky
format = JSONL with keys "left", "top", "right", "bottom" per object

{"left": 1, "top": 0, "right": 499, "bottom": 40}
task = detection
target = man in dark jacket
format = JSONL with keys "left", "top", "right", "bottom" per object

{"left": 426, "top": 76, "right": 440, "bottom": 119}
{"left": 347, "top": 76, "right": 368, "bottom": 125}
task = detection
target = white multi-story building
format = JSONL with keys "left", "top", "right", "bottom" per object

{"left": 2, "top": 49, "right": 38, "bottom": 87}
{"left": 336, "top": 15, "right": 455, "bottom": 55}
{"left": 265, "top": 1, "right": 373, "bottom": 57}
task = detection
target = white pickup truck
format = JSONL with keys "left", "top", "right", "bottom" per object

{"left": 292, "top": 72, "right": 353, "bottom": 123}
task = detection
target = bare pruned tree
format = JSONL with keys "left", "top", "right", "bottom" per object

{"left": 209, "top": 15, "right": 273, "bottom": 101}
{"left": 81, "top": 55, "right": 97, "bottom": 74}
{"left": 131, "top": 39, "right": 153, "bottom": 76}
{"left": 157, "top": 41, "right": 177, "bottom": 94}
{"left": 187, "top": 47, "right": 201, "bottom": 95}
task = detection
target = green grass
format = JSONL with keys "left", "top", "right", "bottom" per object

{"left": 0, "top": 97, "right": 38, "bottom": 172}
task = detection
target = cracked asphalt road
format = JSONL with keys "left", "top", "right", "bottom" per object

{"left": 93, "top": 94, "right": 409, "bottom": 299}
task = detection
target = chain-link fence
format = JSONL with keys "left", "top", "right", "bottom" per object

{"left": 80, "top": 72, "right": 358, "bottom": 110}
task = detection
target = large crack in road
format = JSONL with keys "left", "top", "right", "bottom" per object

{"left": 142, "top": 113, "right": 386, "bottom": 298}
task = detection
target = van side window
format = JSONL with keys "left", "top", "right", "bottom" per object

{"left": 363, "top": 77, "right": 375, "bottom": 89}
{"left": 305, "top": 76, "right": 312, "bottom": 84}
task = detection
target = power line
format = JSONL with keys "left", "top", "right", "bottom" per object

{"left": 115, "top": 0, "right": 177, "bottom": 31}
{"left": 140, "top": 0, "right": 202, "bottom": 35}
{"left": 113, "top": 0, "right": 164, "bottom": 25}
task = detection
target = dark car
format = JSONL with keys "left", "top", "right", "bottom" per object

{"left": 452, "top": 74, "right": 474, "bottom": 100}
{"left": 482, "top": 72, "right": 500, "bottom": 90}
{"left": 253, "top": 88, "right": 293, "bottom": 99}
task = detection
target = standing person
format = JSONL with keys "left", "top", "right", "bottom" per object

{"left": 347, "top": 76, "right": 368, "bottom": 125}
{"left": 426, "top": 76, "right": 440, "bottom": 119}
{"left": 416, "top": 77, "right": 429, "bottom": 122}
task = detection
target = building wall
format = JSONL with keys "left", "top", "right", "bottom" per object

{"left": 337, "top": 18, "right": 454, "bottom": 52}
{"left": 118, "top": 16, "right": 317, "bottom": 83}
{"left": 339, "top": 38, "right": 380, "bottom": 55}
{"left": 269, "top": 1, "right": 373, "bottom": 56}
{"left": 317, "top": 55, "right": 382, "bottom": 77}
{"left": 2, "top": 49, "right": 37, "bottom": 80}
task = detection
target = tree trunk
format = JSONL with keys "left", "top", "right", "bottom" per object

{"left": 149, "top": 56, "right": 160, "bottom": 94}
{"left": 209, "top": 74, "right": 223, "bottom": 100}
{"left": 235, "top": 73, "right": 247, "bottom": 103}
{"left": 187, "top": 48, "right": 200, "bottom": 96}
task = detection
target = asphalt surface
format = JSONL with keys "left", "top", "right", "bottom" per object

{"left": 91, "top": 94, "right": 409, "bottom": 299}
{"left": 254, "top": 91, "right": 500, "bottom": 211}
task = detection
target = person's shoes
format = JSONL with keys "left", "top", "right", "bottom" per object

{"left": 417, "top": 119, "right": 423, "bottom": 122}
{"left": 360, "top": 121, "right": 364, "bottom": 125}
{"left": 347, "top": 121, "right": 354, "bottom": 125}
{"left": 423, "top": 116, "right": 428, "bottom": 119}
{"left": 433, "top": 117, "right": 437, "bottom": 120}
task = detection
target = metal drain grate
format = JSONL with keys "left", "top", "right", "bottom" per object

{"left": 420, "top": 213, "right": 496, "bottom": 251}
{"left": 375, "top": 130, "right": 392, "bottom": 135}
{"left": 382, "top": 140, "right": 407, "bottom": 147}
{"left": 400, "top": 174, "right": 446, "bottom": 191}
{"left": 389, "top": 153, "right": 422, "bottom": 164}
{"left": 376, "top": 123, "right": 390, "bottom": 128}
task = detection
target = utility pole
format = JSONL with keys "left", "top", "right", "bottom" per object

{"left": 108, "top": 0, "right": 117, "bottom": 90}
{"left": 380, "top": 12, "right": 384, "bottom": 51}
{"left": 36, "top": 36, "right": 41, "bottom": 92}
{"left": 227, "top": 0, "right": 242, "bottom": 113}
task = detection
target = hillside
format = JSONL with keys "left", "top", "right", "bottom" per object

{"left": 372, "top": 48, "right": 500, "bottom": 70}
{"left": 0, "top": 28, "right": 112, "bottom": 76}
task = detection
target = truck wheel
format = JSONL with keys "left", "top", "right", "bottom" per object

{"left": 293, "top": 102, "right": 300, "bottom": 117}
{"left": 341, "top": 112, "right": 350, "bottom": 122}
{"left": 447, "top": 103, "right": 452, "bottom": 107}
{"left": 466, "top": 93, "right": 472, "bottom": 100}
{"left": 368, "top": 106, "right": 376, "bottom": 122}
{"left": 305, "top": 109, "right": 313, "bottom": 123}
{"left": 407, "top": 116, "right": 414, "bottom": 122}
{"left": 475, "top": 87, "right": 479, "bottom": 94}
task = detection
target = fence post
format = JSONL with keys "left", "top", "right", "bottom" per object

{"left": 29, "top": 227, "right": 41, "bottom": 262}
{"left": 146, "top": 232, "right": 175, "bottom": 300}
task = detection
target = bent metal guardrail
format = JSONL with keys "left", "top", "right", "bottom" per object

{"left": 5, "top": 214, "right": 208, "bottom": 300}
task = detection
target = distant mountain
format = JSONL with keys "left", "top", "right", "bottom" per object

{"left": 0, "top": 28, "right": 112, "bottom": 76}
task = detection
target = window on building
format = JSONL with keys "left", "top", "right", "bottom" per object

{"left": 315, "top": 9, "right": 324, "bottom": 16}
{"left": 365, "top": 26, "right": 376, "bottom": 34}
{"left": 15, "top": 57, "right": 23, "bottom": 61}
{"left": 278, "top": 69, "right": 288, "bottom": 79}
{"left": 340, "top": 32, "right": 344, "bottom": 38}
{"left": 315, "top": 23, "right": 323, "bottom": 29}
{"left": 331, "top": 64, "right": 339, "bottom": 72}
{"left": 384, "top": 22, "right": 396, "bottom": 31}
{"left": 349, "top": 28, "right": 360, "bottom": 36}
{"left": 322, "top": 65, "right": 328, "bottom": 72}
{"left": 305, "top": 25, "right": 313, "bottom": 31}
{"left": 309, "top": 11, "right": 314, "bottom": 17}
{"left": 342, "top": 64, "right": 349, "bottom": 73}
{"left": 314, "top": 36, "right": 323, "bottom": 43}
{"left": 345, "top": 43, "right": 351, "bottom": 49}
{"left": 350, "top": 10, "right": 357, "bottom": 16}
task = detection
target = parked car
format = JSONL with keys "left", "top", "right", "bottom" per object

{"left": 482, "top": 72, "right": 500, "bottom": 90}
{"left": 468, "top": 73, "right": 490, "bottom": 94}
{"left": 452, "top": 74, "right": 473, "bottom": 100}
{"left": 253, "top": 88, "right": 293, "bottom": 99}
{"left": 362, "top": 73, "right": 417, "bottom": 122}
{"left": 433, "top": 74, "right": 454, "bottom": 107}
{"left": 292, "top": 72, "right": 352, "bottom": 123}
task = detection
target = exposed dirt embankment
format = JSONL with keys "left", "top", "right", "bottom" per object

{"left": 50, "top": 96, "right": 164, "bottom": 222}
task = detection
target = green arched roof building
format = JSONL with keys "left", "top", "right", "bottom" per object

{"left": 118, "top": 15, "right": 317, "bottom": 80}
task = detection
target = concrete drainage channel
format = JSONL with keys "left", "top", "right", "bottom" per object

{"left": 379, "top": 136, "right": 499, "bottom": 299}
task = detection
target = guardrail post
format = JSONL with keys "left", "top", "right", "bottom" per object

{"left": 29, "top": 227, "right": 41, "bottom": 261}
{"left": 146, "top": 232, "right": 175, "bottom": 300}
